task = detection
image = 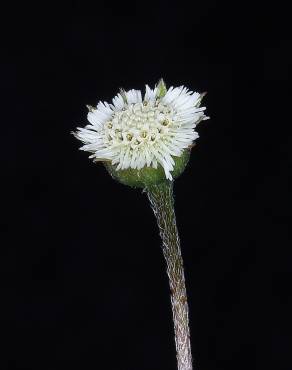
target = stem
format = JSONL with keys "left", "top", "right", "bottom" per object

{"left": 145, "top": 181, "right": 193, "bottom": 370}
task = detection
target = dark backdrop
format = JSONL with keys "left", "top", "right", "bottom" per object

{"left": 1, "top": 1, "right": 290, "bottom": 370}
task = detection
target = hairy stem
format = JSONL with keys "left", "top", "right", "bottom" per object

{"left": 145, "top": 181, "right": 193, "bottom": 370}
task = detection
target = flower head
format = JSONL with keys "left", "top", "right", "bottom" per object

{"left": 73, "top": 80, "right": 208, "bottom": 182}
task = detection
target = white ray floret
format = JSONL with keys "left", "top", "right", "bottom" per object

{"left": 74, "top": 82, "right": 209, "bottom": 180}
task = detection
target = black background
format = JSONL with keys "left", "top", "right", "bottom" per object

{"left": 1, "top": 1, "right": 290, "bottom": 370}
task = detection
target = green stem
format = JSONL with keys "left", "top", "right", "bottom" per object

{"left": 145, "top": 181, "right": 193, "bottom": 370}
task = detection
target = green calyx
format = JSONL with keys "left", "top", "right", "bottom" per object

{"left": 104, "top": 149, "right": 191, "bottom": 188}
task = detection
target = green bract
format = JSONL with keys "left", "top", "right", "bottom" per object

{"left": 104, "top": 149, "right": 191, "bottom": 188}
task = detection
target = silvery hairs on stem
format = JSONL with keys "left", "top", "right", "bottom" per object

{"left": 73, "top": 79, "right": 209, "bottom": 370}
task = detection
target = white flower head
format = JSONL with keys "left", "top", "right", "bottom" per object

{"left": 74, "top": 80, "right": 209, "bottom": 180}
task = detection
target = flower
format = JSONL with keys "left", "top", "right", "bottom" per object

{"left": 73, "top": 80, "right": 209, "bottom": 180}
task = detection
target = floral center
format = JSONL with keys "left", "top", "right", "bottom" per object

{"left": 103, "top": 101, "right": 176, "bottom": 148}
